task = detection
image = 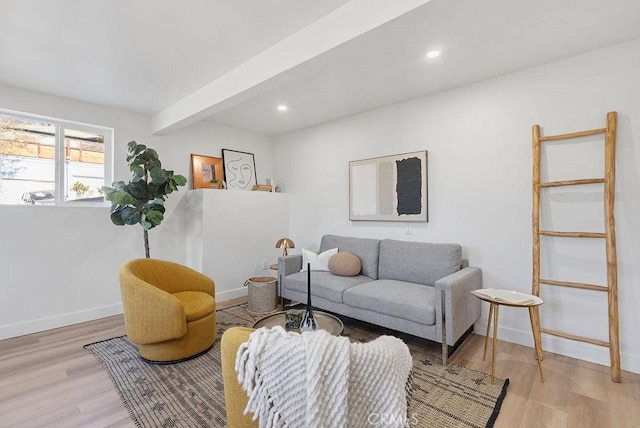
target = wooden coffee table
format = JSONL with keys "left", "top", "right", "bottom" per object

{"left": 253, "top": 310, "right": 344, "bottom": 336}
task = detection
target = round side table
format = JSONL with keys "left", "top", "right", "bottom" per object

{"left": 472, "top": 289, "right": 544, "bottom": 384}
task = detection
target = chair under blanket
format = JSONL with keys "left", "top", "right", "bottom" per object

{"left": 221, "top": 326, "right": 412, "bottom": 428}
{"left": 119, "top": 258, "right": 216, "bottom": 363}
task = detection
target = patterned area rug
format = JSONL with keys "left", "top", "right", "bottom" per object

{"left": 85, "top": 304, "right": 508, "bottom": 427}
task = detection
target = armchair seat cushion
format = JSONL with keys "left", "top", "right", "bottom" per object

{"left": 173, "top": 291, "right": 216, "bottom": 322}
{"left": 343, "top": 280, "right": 436, "bottom": 326}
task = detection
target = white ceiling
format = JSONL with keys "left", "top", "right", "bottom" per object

{"left": 1, "top": 0, "right": 640, "bottom": 136}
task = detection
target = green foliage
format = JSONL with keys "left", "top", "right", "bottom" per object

{"left": 102, "top": 141, "right": 186, "bottom": 256}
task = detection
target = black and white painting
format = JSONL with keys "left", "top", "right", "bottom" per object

{"left": 349, "top": 151, "right": 428, "bottom": 222}
{"left": 222, "top": 149, "right": 257, "bottom": 191}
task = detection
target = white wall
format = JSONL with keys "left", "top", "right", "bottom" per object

{"left": 176, "top": 190, "right": 288, "bottom": 302}
{"left": 272, "top": 39, "right": 640, "bottom": 373}
{"left": 0, "top": 84, "right": 275, "bottom": 340}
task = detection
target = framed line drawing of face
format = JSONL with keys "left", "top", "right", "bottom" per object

{"left": 222, "top": 149, "right": 257, "bottom": 191}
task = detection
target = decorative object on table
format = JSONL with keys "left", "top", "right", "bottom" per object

{"left": 349, "top": 150, "right": 428, "bottom": 222}
{"left": 255, "top": 310, "right": 343, "bottom": 335}
{"left": 190, "top": 154, "right": 224, "bottom": 190}
{"left": 275, "top": 237, "right": 295, "bottom": 256}
{"left": 102, "top": 141, "right": 187, "bottom": 258}
{"left": 252, "top": 184, "right": 273, "bottom": 191}
{"left": 222, "top": 148, "right": 257, "bottom": 191}
{"left": 86, "top": 304, "right": 508, "bottom": 428}
{"left": 300, "top": 263, "right": 318, "bottom": 332}
{"left": 284, "top": 310, "right": 303, "bottom": 330}
{"left": 244, "top": 277, "right": 279, "bottom": 315}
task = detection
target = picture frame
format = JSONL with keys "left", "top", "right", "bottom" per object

{"left": 222, "top": 149, "right": 257, "bottom": 191}
{"left": 349, "top": 150, "right": 428, "bottom": 222}
{"left": 190, "top": 154, "right": 224, "bottom": 189}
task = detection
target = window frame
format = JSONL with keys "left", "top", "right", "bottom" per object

{"left": 0, "top": 108, "right": 114, "bottom": 207}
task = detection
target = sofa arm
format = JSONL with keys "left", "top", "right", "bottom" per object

{"left": 277, "top": 255, "right": 302, "bottom": 295}
{"left": 435, "top": 266, "right": 482, "bottom": 347}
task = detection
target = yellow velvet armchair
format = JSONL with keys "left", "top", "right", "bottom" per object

{"left": 221, "top": 327, "right": 258, "bottom": 428}
{"left": 119, "top": 258, "right": 217, "bottom": 363}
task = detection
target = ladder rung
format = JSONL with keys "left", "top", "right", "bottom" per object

{"left": 539, "top": 127, "right": 606, "bottom": 141}
{"left": 539, "top": 278, "right": 609, "bottom": 292}
{"left": 539, "top": 178, "right": 605, "bottom": 188}
{"left": 539, "top": 230, "right": 606, "bottom": 238}
{"left": 541, "top": 328, "right": 610, "bottom": 347}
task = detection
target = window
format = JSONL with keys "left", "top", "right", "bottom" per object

{"left": 0, "top": 110, "right": 113, "bottom": 206}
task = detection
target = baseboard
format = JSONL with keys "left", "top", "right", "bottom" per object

{"left": 216, "top": 287, "right": 248, "bottom": 303}
{"left": 474, "top": 318, "right": 640, "bottom": 375}
{"left": 0, "top": 303, "right": 123, "bottom": 341}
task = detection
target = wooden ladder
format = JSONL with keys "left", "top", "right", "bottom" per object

{"left": 532, "top": 111, "right": 621, "bottom": 383}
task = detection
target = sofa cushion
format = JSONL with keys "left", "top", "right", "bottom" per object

{"left": 378, "top": 239, "right": 462, "bottom": 286}
{"left": 320, "top": 235, "right": 381, "bottom": 279}
{"left": 283, "top": 271, "right": 372, "bottom": 304}
{"left": 343, "top": 280, "right": 435, "bottom": 326}
{"left": 328, "top": 252, "right": 362, "bottom": 277}
{"left": 301, "top": 247, "right": 338, "bottom": 271}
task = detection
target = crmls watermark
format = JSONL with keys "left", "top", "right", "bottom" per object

{"left": 367, "top": 413, "right": 420, "bottom": 426}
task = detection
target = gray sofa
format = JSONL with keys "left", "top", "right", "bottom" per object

{"left": 277, "top": 234, "right": 482, "bottom": 364}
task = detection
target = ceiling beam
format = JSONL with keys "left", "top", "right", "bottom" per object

{"left": 150, "top": 0, "right": 432, "bottom": 135}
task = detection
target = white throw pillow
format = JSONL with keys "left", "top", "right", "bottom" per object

{"left": 300, "top": 248, "right": 338, "bottom": 271}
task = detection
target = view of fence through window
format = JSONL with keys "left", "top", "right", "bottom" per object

{"left": 0, "top": 114, "right": 108, "bottom": 205}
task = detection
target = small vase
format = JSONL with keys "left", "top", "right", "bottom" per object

{"left": 299, "top": 263, "right": 318, "bottom": 332}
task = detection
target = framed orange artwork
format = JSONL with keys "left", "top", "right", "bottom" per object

{"left": 191, "top": 154, "right": 224, "bottom": 189}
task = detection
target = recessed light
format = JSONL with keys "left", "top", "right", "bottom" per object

{"left": 277, "top": 105, "right": 288, "bottom": 111}
{"left": 426, "top": 50, "right": 440, "bottom": 59}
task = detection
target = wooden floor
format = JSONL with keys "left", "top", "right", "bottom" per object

{"left": 1, "top": 298, "right": 638, "bottom": 428}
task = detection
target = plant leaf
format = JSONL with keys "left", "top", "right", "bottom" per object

{"left": 121, "top": 206, "right": 141, "bottom": 225}
{"left": 109, "top": 210, "right": 125, "bottom": 226}
{"left": 126, "top": 140, "right": 137, "bottom": 155}
{"left": 110, "top": 189, "right": 137, "bottom": 205}
{"left": 127, "top": 181, "right": 148, "bottom": 200}
{"left": 144, "top": 148, "right": 159, "bottom": 160}
{"left": 134, "top": 143, "right": 147, "bottom": 155}
{"left": 131, "top": 165, "right": 145, "bottom": 182}
{"left": 146, "top": 209, "right": 164, "bottom": 226}
{"left": 149, "top": 167, "right": 167, "bottom": 184}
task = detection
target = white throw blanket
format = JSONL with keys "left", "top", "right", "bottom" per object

{"left": 235, "top": 326, "right": 412, "bottom": 428}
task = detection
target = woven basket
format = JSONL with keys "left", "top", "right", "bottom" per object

{"left": 244, "top": 276, "right": 279, "bottom": 315}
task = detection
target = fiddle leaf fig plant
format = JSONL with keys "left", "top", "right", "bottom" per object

{"left": 102, "top": 140, "right": 187, "bottom": 258}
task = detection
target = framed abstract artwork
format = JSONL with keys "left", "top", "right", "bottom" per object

{"left": 222, "top": 149, "right": 257, "bottom": 191}
{"left": 191, "top": 154, "right": 223, "bottom": 189}
{"left": 349, "top": 150, "right": 428, "bottom": 222}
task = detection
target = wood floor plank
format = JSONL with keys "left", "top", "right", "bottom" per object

{"left": 0, "top": 299, "right": 638, "bottom": 428}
